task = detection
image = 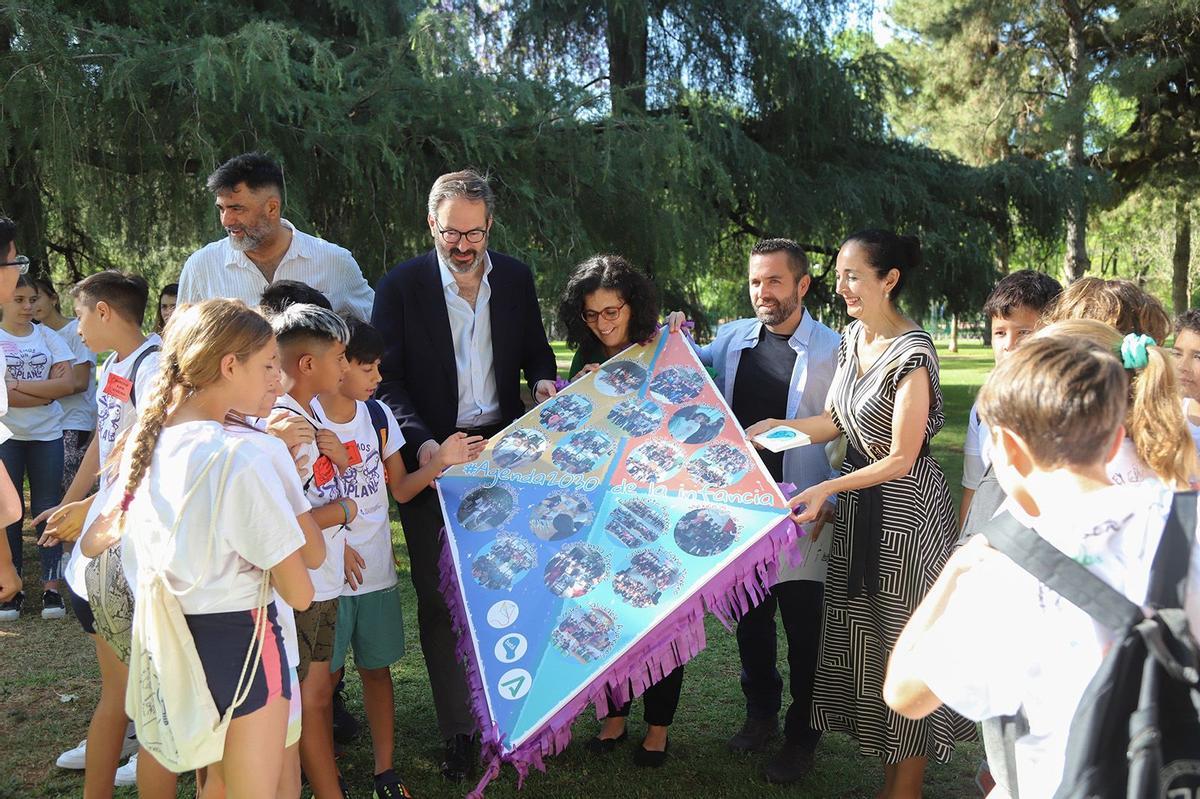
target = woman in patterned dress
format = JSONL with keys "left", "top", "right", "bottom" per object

{"left": 747, "top": 230, "right": 974, "bottom": 797}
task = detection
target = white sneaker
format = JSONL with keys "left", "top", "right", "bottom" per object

{"left": 114, "top": 753, "right": 137, "bottom": 787}
{"left": 58, "top": 727, "right": 137, "bottom": 770}
{"left": 55, "top": 740, "right": 88, "bottom": 770}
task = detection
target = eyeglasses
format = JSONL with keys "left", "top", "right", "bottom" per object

{"left": 435, "top": 224, "right": 488, "bottom": 245}
{"left": 581, "top": 302, "right": 627, "bottom": 323}
{"left": 0, "top": 256, "right": 30, "bottom": 274}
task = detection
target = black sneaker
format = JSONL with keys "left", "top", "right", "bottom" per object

{"left": 727, "top": 714, "right": 778, "bottom": 753}
{"left": 0, "top": 591, "right": 24, "bottom": 621}
{"left": 332, "top": 689, "right": 361, "bottom": 745}
{"left": 41, "top": 590, "right": 66, "bottom": 620}
{"left": 440, "top": 734, "right": 472, "bottom": 782}
{"left": 373, "top": 769, "right": 413, "bottom": 798}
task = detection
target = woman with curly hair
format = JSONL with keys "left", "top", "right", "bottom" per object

{"left": 556, "top": 254, "right": 687, "bottom": 765}
{"left": 557, "top": 254, "right": 667, "bottom": 380}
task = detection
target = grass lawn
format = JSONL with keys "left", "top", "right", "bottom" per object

{"left": 0, "top": 343, "right": 994, "bottom": 799}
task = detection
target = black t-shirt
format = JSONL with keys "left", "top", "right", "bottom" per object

{"left": 731, "top": 325, "right": 797, "bottom": 482}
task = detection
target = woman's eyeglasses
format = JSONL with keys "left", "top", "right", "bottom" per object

{"left": 0, "top": 255, "right": 30, "bottom": 274}
{"left": 581, "top": 302, "right": 627, "bottom": 323}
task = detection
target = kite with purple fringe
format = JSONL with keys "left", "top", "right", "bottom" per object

{"left": 435, "top": 328, "right": 803, "bottom": 795}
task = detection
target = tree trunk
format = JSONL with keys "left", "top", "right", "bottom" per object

{"left": 605, "top": 0, "right": 648, "bottom": 114}
{"left": 1174, "top": 196, "right": 1192, "bottom": 315}
{"left": 949, "top": 313, "right": 960, "bottom": 353}
{"left": 1061, "top": 0, "right": 1091, "bottom": 283}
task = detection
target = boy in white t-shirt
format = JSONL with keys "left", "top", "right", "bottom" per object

{"left": 318, "top": 319, "right": 482, "bottom": 799}
{"left": 959, "top": 270, "right": 1062, "bottom": 532}
{"left": 884, "top": 335, "right": 1200, "bottom": 799}
{"left": 36, "top": 271, "right": 162, "bottom": 787}
{"left": 270, "top": 302, "right": 358, "bottom": 799}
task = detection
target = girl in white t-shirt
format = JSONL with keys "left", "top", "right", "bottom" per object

{"left": 31, "top": 276, "right": 97, "bottom": 494}
{"left": 81, "top": 299, "right": 314, "bottom": 795}
{"left": 0, "top": 274, "right": 79, "bottom": 620}
{"left": 218, "top": 359, "right": 326, "bottom": 799}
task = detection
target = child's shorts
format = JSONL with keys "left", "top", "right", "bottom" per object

{"left": 84, "top": 545, "right": 134, "bottom": 663}
{"left": 185, "top": 602, "right": 290, "bottom": 719}
{"left": 294, "top": 597, "right": 339, "bottom": 681}
{"left": 66, "top": 583, "right": 95, "bottom": 635}
{"left": 331, "top": 585, "right": 405, "bottom": 672}
{"left": 285, "top": 667, "right": 302, "bottom": 748}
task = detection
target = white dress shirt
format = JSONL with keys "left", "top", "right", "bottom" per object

{"left": 438, "top": 252, "right": 501, "bottom": 428}
{"left": 178, "top": 218, "right": 375, "bottom": 320}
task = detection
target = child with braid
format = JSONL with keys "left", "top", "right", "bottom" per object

{"left": 81, "top": 299, "right": 315, "bottom": 796}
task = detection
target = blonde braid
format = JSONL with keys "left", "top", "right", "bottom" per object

{"left": 115, "top": 298, "right": 275, "bottom": 521}
{"left": 118, "top": 357, "right": 183, "bottom": 520}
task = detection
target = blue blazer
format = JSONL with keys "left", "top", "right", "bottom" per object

{"left": 372, "top": 249, "right": 557, "bottom": 470}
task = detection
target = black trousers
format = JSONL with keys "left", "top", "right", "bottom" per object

{"left": 397, "top": 487, "right": 476, "bottom": 739}
{"left": 605, "top": 665, "right": 684, "bottom": 727}
{"left": 735, "top": 579, "right": 823, "bottom": 748}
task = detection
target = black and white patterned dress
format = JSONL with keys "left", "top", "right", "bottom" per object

{"left": 810, "top": 321, "right": 975, "bottom": 763}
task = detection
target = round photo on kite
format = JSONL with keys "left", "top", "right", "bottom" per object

{"left": 595, "top": 360, "right": 648, "bottom": 397}
{"left": 529, "top": 492, "right": 595, "bottom": 542}
{"left": 686, "top": 442, "right": 751, "bottom": 487}
{"left": 491, "top": 428, "right": 548, "bottom": 469}
{"left": 543, "top": 542, "right": 609, "bottom": 598}
{"left": 667, "top": 405, "right": 725, "bottom": 445}
{"left": 674, "top": 507, "right": 742, "bottom": 557}
{"left": 550, "top": 604, "right": 621, "bottom": 664}
{"left": 648, "top": 366, "right": 705, "bottom": 405}
{"left": 456, "top": 485, "right": 518, "bottom": 532}
{"left": 613, "top": 549, "right": 685, "bottom": 608}
{"left": 626, "top": 439, "right": 685, "bottom": 484}
{"left": 550, "top": 429, "right": 615, "bottom": 474}
{"left": 606, "top": 397, "right": 664, "bottom": 438}
{"left": 471, "top": 534, "right": 537, "bottom": 591}
{"left": 604, "top": 497, "right": 670, "bottom": 548}
{"left": 539, "top": 393, "right": 594, "bottom": 433}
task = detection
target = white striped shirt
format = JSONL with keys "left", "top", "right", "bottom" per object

{"left": 178, "top": 218, "right": 375, "bottom": 320}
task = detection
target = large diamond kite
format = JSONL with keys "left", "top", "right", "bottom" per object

{"left": 435, "top": 328, "right": 800, "bottom": 794}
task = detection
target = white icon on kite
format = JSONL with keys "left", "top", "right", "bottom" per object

{"left": 494, "top": 633, "right": 528, "bottom": 663}
{"left": 497, "top": 668, "right": 532, "bottom": 701}
{"left": 486, "top": 600, "right": 520, "bottom": 629}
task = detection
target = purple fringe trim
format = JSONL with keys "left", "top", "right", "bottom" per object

{"left": 436, "top": 484, "right": 804, "bottom": 797}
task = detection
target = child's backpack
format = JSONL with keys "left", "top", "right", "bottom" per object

{"left": 125, "top": 439, "right": 274, "bottom": 772}
{"left": 984, "top": 493, "right": 1200, "bottom": 799}
{"left": 366, "top": 398, "right": 389, "bottom": 479}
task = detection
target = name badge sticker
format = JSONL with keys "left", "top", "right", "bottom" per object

{"left": 103, "top": 373, "right": 133, "bottom": 403}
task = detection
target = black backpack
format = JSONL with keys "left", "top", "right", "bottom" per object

{"left": 984, "top": 493, "right": 1200, "bottom": 799}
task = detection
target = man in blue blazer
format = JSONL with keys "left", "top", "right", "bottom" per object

{"left": 372, "top": 170, "right": 558, "bottom": 781}
{"left": 695, "top": 239, "right": 840, "bottom": 785}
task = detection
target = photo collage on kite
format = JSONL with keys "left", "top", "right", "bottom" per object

{"left": 436, "top": 329, "right": 791, "bottom": 755}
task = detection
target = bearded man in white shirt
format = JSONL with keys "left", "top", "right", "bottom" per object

{"left": 178, "top": 152, "right": 374, "bottom": 321}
